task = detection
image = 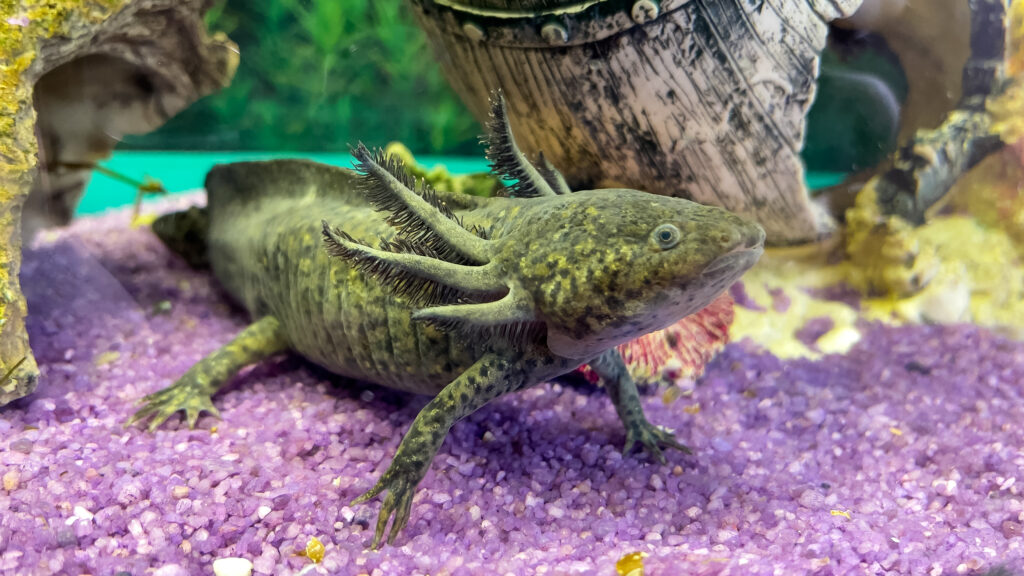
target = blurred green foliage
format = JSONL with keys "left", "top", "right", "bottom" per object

{"left": 125, "top": 0, "right": 481, "bottom": 154}
{"left": 125, "top": 0, "right": 903, "bottom": 174}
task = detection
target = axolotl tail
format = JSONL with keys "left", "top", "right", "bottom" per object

{"left": 153, "top": 159, "right": 365, "bottom": 270}
{"left": 152, "top": 205, "right": 210, "bottom": 269}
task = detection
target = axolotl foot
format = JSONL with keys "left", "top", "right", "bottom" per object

{"left": 589, "top": 349, "right": 693, "bottom": 465}
{"left": 127, "top": 377, "right": 221, "bottom": 432}
{"left": 622, "top": 418, "right": 692, "bottom": 464}
{"left": 350, "top": 461, "right": 421, "bottom": 549}
{"left": 126, "top": 317, "right": 288, "bottom": 431}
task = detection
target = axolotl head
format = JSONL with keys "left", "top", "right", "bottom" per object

{"left": 494, "top": 188, "right": 764, "bottom": 360}
{"left": 322, "top": 95, "right": 763, "bottom": 364}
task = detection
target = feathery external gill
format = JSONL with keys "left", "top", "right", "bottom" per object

{"left": 483, "top": 91, "right": 558, "bottom": 198}
{"left": 321, "top": 221, "right": 503, "bottom": 307}
{"left": 535, "top": 151, "right": 571, "bottom": 196}
{"left": 351, "top": 144, "right": 492, "bottom": 264}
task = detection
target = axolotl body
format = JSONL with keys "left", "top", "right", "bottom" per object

{"left": 131, "top": 95, "right": 765, "bottom": 547}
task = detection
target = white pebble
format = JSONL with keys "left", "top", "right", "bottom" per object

{"left": 128, "top": 519, "right": 144, "bottom": 538}
{"left": 805, "top": 408, "right": 826, "bottom": 425}
{"left": 212, "top": 557, "right": 254, "bottom": 576}
{"left": 547, "top": 505, "right": 565, "bottom": 519}
{"left": 469, "top": 505, "right": 482, "bottom": 522}
{"left": 257, "top": 506, "right": 272, "bottom": 520}
{"left": 798, "top": 489, "right": 825, "bottom": 508}
{"left": 933, "top": 479, "right": 958, "bottom": 497}
{"left": 714, "top": 529, "right": 738, "bottom": 543}
{"left": 73, "top": 505, "right": 94, "bottom": 521}
{"left": 340, "top": 507, "right": 355, "bottom": 523}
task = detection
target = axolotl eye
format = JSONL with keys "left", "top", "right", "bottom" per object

{"left": 651, "top": 223, "right": 681, "bottom": 250}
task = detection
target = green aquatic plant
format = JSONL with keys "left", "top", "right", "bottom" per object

{"left": 128, "top": 0, "right": 479, "bottom": 154}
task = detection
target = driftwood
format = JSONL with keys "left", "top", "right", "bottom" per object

{"left": 408, "top": 0, "right": 864, "bottom": 245}
{"left": 0, "top": 0, "right": 237, "bottom": 405}
{"left": 869, "top": 0, "right": 1009, "bottom": 224}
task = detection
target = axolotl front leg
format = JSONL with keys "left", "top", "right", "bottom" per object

{"left": 588, "top": 349, "right": 692, "bottom": 462}
{"left": 356, "top": 347, "right": 691, "bottom": 548}
{"left": 127, "top": 316, "right": 289, "bottom": 430}
{"left": 353, "top": 350, "right": 539, "bottom": 548}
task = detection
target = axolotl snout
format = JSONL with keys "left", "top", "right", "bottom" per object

{"left": 131, "top": 93, "right": 764, "bottom": 547}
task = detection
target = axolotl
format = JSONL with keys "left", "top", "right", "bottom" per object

{"left": 129, "top": 94, "right": 765, "bottom": 547}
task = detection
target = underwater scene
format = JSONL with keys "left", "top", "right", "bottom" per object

{"left": 3, "top": 0, "right": 1024, "bottom": 574}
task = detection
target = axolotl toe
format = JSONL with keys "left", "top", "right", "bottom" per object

{"left": 130, "top": 92, "right": 765, "bottom": 548}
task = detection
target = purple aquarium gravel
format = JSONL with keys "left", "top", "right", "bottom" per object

{"left": 3, "top": 196, "right": 1024, "bottom": 575}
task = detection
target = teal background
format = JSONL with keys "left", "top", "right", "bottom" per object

{"left": 77, "top": 152, "right": 847, "bottom": 216}
{"left": 76, "top": 152, "right": 488, "bottom": 215}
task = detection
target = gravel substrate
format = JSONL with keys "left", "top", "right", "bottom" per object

{"left": 3, "top": 197, "right": 1023, "bottom": 575}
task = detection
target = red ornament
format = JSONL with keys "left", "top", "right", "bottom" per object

{"left": 576, "top": 291, "right": 735, "bottom": 385}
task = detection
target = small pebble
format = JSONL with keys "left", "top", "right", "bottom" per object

{"left": 154, "top": 565, "right": 189, "bottom": 576}
{"left": 3, "top": 469, "right": 19, "bottom": 491}
{"left": 72, "top": 505, "right": 93, "bottom": 521}
{"left": 304, "top": 537, "right": 325, "bottom": 563}
{"left": 212, "top": 557, "right": 254, "bottom": 576}
{"left": 933, "top": 479, "right": 958, "bottom": 497}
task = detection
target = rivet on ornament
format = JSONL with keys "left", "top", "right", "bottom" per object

{"left": 631, "top": 0, "right": 660, "bottom": 24}
{"left": 541, "top": 22, "right": 569, "bottom": 44}
{"left": 462, "top": 21, "right": 486, "bottom": 42}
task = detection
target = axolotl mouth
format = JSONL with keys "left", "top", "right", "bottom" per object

{"left": 701, "top": 224, "right": 766, "bottom": 284}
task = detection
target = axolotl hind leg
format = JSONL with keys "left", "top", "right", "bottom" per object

{"left": 127, "top": 316, "right": 289, "bottom": 431}
{"left": 588, "top": 349, "right": 692, "bottom": 463}
{"left": 352, "top": 351, "right": 530, "bottom": 549}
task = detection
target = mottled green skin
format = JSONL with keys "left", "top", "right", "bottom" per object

{"left": 132, "top": 157, "right": 764, "bottom": 548}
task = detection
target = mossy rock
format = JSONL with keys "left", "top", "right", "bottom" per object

{"left": 0, "top": 0, "right": 237, "bottom": 405}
